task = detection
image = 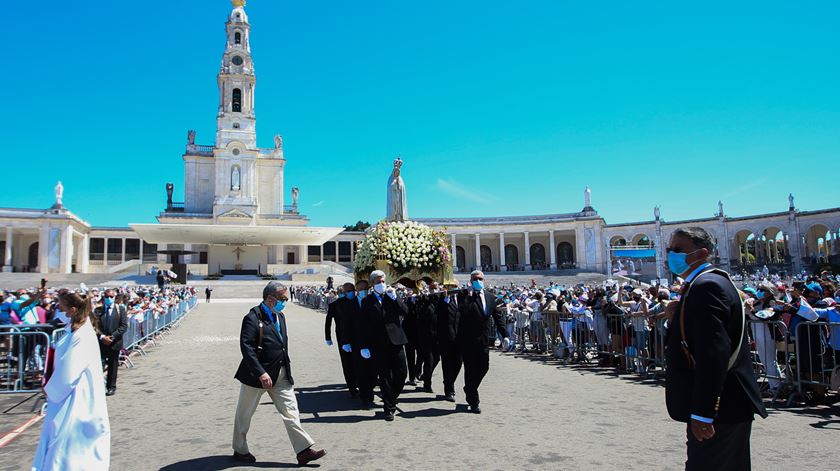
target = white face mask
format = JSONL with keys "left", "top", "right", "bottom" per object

{"left": 54, "top": 309, "right": 71, "bottom": 324}
{"left": 373, "top": 282, "right": 387, "bottom": 295}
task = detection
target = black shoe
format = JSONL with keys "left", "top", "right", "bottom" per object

{"left": 232, "top": 452, "right": 257, "bottom": 463}
{"left": 422, "top": 384, "right": 434, "bottom": 393}
{"left": 361, "top": 400, "right": 374, "bottom": 410}
{"left": 469, "top": 405, "right": 482, "bottom": 414}
{"left": 406, "top": 379, "right": 417, "bottom": 386}
{"left": 444, "top": 393, "right": 455, "bottom": 402}
{"left": 384, "top": 411, "right": 395, "bottom": 421}
{"left": 350, "top": 390, "right": 359, "bottom": 398}
{"left": 106, "top": 388, "right": 116, "bottom": 396}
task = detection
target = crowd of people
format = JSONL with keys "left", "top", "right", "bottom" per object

{"left": 302, "top": 268, "right": 840, "bottom": 405}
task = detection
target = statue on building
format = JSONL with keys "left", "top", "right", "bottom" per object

{"left": 231, "top": 166, "right": 241, "bottom": 191}
{"left": 788, "top": 193, "right": 795, "bottom": 210}
{"left": 718, "top": 200, "right": 724, "bottom": 217}
{"left": 274, "top": 134, "right": 283, "bottom": 150}
{"left": 187, "top": 129, "right": 196, "bottom": 145}
{"left": 54, "top": 181, "right": 64, "bottom": 207}
{"left": 654, "top": 206, "right": 660, "bottom": 220}
{"left": 291, "top": 187, "right": 299, "bottom": 207}
{"left": 166, "top": 182, "right": 174, "bottom": 209}
{"left": 386, "top": 157, "right": 408, "bottom": 222}
{"left": 584, "top": 186, "right": 592, "bottom": 208}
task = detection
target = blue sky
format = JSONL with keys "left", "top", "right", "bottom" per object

{"left": 3, "top": 1, "right": 839, "bottom": 228}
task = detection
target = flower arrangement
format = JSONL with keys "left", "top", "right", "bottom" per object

{"left": 353, "top": 221, "right": 452, "bottom": 276}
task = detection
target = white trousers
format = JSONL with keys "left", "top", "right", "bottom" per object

{"left": 232, "top": 369, "right": 315, "bottom": 455}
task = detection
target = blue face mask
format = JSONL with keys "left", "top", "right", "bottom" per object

{"left": 103, "top": 297, "right": 113, "bottom": 308}
{"left": 358, "top": 290, "right": 367, "bottom": 300}
{"left": 346, "top": 291, "right": 355, "bottom": 300}
{"left": 756, "top": 290, "right": 766, "bottom": 300}
{"left": 667, "top": 249, "right": 699, "bottom": 276}
{"left": 274, "top": 300, "right": 286, "bottom": 312}
{"left": 471, "top": 280, "right": 484, "bottom": 291}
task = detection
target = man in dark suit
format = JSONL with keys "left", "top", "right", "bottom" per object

{"left": 325, "top": 283, "right": 357, "bottom": 396}
{"left": 357, "top": 270, "right": 408, "bottom": 421}
{"left": 349, "top": 280, "right": 377, "bottom": 409}
{"left": 416, "top": 285, "right": 441, "bottom": 393}
{"left": 664, "top": 227, "right": 767, "bottom": 471}
{"left": 458, "top": 271, "right": 509, "bottom": 414}
{"left": 95, "top": 289, "right": 128, "bottom": 396}
{"left": 232, "top": 282, "right": 326, "bottom": 466}
{"left": 437, "top": 282, "right": 463, "bottom": 402}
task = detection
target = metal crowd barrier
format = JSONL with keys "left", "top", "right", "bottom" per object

{"left": 1, "top": 325, "right": 55, "bottom": 394}
{"left": 296, "top": 292, "right": 335, "bottom": 311}
{"left": 792, "top": 320, "right": 839, "bottom": 400}
{"left": 121, "top": 296, "right": 199, "bottom": 365}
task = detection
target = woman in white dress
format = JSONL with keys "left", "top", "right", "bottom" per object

{"left": 32, "top": 291, "right": 110, "bottom": 471}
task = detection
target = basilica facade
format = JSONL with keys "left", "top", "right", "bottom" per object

{"left": 1, "top": 1, "right": 838, "bottom": 279}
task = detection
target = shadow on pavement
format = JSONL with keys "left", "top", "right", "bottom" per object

{"left": 159, "top": 455, "right": 309, "bottom": 470}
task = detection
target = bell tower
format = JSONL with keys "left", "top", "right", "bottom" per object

{"left": 216, "top": 0, "right": 257, "bottom": 149}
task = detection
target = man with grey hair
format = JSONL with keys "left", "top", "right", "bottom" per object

{"left": 232, "top": 282, "right": 327, "bottom": 465}
{"left": 664, "top": 227, "right": 766, "bottom": 470}
{"left": 357, "top": 270, "right": 409, "bottom": 421}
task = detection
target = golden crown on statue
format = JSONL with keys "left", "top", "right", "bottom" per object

{"left": 232, "top": 0, "right": 246, "bottom": 7}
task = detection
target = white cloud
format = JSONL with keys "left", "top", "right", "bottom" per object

{"left": 435, "top": 178, "right": 493, "bottom": 204}
{"left": 721, "top": 177, "right": 769, "bottom": 199}
{"left": 312, "top": 200, "right": 324, "bottom": 207}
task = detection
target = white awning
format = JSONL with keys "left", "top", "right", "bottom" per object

{"left": 129, "top": 223, "right": 344, "bottom": 246}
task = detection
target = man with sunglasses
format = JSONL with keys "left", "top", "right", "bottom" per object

{"left": 664, "top": 227, "right": 766, "bottom": 470}
{"left": 95, "top": 289, "right": 127, "bottom": 396}
{"left": 232, "top": 282, "right": 326, "bottom": 466}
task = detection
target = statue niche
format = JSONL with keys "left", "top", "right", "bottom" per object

{"left": 231, "top": 165, "right": 241, "bottom": 192}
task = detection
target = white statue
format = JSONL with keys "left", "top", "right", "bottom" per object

{"left": 291, "top": 187, "right": 299, "bottom": 207}
{"left": 231, "top": 166, "right": 241, "bottom": 191}
{"left": 584, "top": 186, "right": 592, "bottom": 208}
{"left": 386, "top": 157, "right": 408, "bottom": 222}
{"left": 654, "top": 206, "right": 660, "bottom": 220}
{"left": 54, "top": 181, "right": 64, "bottom": 206}
{"left": 788, "top": 193, "right": 795, "bottom": 209}
{"left": 274, "top": 134, "right": 283, "bottom": 150}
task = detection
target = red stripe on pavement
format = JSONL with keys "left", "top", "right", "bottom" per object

{"left": 0, "top": 414, "right": 43, "bottom": 448}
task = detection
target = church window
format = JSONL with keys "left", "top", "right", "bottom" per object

{"left": 232, "top": 55, "right": 243, "bottom": 66}
{"left": 233, "top": 122, "right": 240, "bottom": 129}
{"left": 235, "top": 32, "right": 242, "bottom": 44}
{"left": 232, "top": 88, "right": 242, "bottom": 112}
{"left": 232, "top": 148, "right": 240, "bottom": 156}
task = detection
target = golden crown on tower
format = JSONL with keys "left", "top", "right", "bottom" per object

{"left": 231, "top": 0, "right": 246, "bottom": 7}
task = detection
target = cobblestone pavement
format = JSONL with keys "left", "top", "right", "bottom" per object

{"left": 1, "top": 301, "right": 837, "bottom": 470}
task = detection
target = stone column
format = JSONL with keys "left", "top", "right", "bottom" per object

{"left": 655, "top": 221, "right": 664, "bottom": 280}
{"left": 335, "top": 240, "right": 340, "bottom": 263}
{"left": 498, "top": 232, "right": 506, "bottom": 271}
{"left": 298, "top": 245, "right": 308, "bottom": 264}
{"left": 103, "top": 237, "right": 109, "bottom": 266}
{"left": 3, "top": 226, "right": 12, "bottom": 272}
{"left": 139, "top": 240, "right": 144, "bottom": 264}
{"left": 319, "top": 244, "right": 324, "bottom": 263}
{"left": 549, "top": 230, "right": 557, "bottom": 269}
{"left": 450, "top": 234, "right": 457, "bottom": 272}
{"left": 60, "top": 227, "right": 74, "bottom": 273}
{"left": 121, "top": 237, "right": 127, "bottom": 263}
{"left": 79, "top": 233, "right": 90, "bottom": 274}
{"left": 474, "top": 233, "right": 481, "bottom": 271}
{"left": 605, "top": 242, "right": 613, "bottom": 277}
{"left": 38, "top": 226, "right": 50, "bottom": 274}
{"left": 523, "top": 231, "right": 531, "bottom": 270}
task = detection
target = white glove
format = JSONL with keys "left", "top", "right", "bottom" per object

{"left": 502, "top": 338, "right": 511, "bottom": 350}
{"left": 325, "top": 340, "right": 333, "bottom": 347}
{"left": 342, "top": 344, "right": 352, "bottom": 353}
{"left": 360, "top": 348, "right": 371, "bottom": 359}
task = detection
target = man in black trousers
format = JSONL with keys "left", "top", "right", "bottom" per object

{"left": 358, "top": 270, "right": 408, "bottom": 421}
{"left": 416, "top": 284, "right": 441, "bottom": 393}
{"left": 436, "top": 282, "right": 462, "bottom": 402}
{"left": 458, "top": 271, "right": 509, "bottom": 413}
{"left": 95, "top": 289, "right": 128, "bottom": 396}
{"left": 325, "top": 283, "right": 357, "bottom": 396}
{"left": 349, "top": 280, "right": 377, "bottom": 409}
{"left": 664, "top": 227, "right": 767, "bottom": 471}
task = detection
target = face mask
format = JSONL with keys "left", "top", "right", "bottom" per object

{"left": 345, "top": 291, "right": 356, "bottom": 300}
{"left": 756, "top": 290, "right": 766, "bottom": 300}
{"left": 667, "top": 249, "right": 700, "bottom": 276}
{"left": 471, "top": 280, "right": 484, "bottom": 291}
{"left": 104, "top": 297, "right": 113, "bottom": 308}
{"left": 274, "top": 300, "right": 286, "bottom": 312}
{"left": 54, "top": 309, "right": 70, "bottom": 324}
{"left": 373, "top": 283, "right": 386, "bottom": 295}
{"left": 358, "top": 290, "right": 367, "bottom": 299}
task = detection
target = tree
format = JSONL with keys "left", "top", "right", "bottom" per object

{"left": 343, "top": 220, "right": 371, "bottom": 232}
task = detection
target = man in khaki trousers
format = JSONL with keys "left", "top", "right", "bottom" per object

{"left": 232, "top": 282, "right": 327, "bottom": 466}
